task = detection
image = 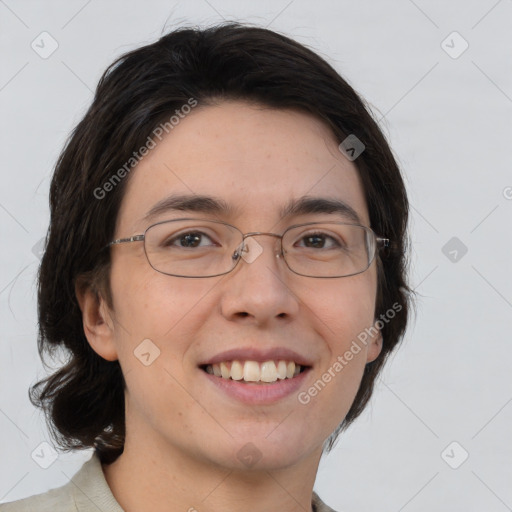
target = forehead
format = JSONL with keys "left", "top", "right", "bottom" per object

{"left": 116, "top": 101, "right": 369, "bottom": 233}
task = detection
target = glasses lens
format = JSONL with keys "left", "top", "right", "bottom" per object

{"left": 282, "top": 223, "right": 375, "bottom": 277}
{"left": 144, "top": 219, "right": 242, "bottom": 277}
{"left": 143, "top": 219, "right": 377, "bottom": 278}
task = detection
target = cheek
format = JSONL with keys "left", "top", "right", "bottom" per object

{"left": 109, "top": 257, "right": 224, "bottom": 363}
{"left": 109, "top": 258, "right": 180, "bottom": 349}
{"left": 300, "top": 282, "right": 375, "bottom": 432}
{"left": 308, "top": 271, "right": 378, "bottom": 345}
{"left": 301, "top": 273, "right": 377, "bottom": 414}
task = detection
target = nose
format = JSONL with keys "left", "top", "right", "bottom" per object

{"left": 219, "top": 233, "right": 300, "bottom": 325}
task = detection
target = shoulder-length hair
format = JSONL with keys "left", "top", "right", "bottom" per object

{"left": 30, "top": 22, "right": 413, "bottom": 464}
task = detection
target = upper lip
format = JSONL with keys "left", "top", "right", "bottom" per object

{"left": 199, "top": 347, "right": 314, "bottom": 367}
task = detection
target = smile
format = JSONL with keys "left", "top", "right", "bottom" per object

{"left": 201, "top": 360, "right": 307, "bottom": 383}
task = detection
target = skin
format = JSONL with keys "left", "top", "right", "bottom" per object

{"left": 77, "top": 101, "right": 383, "bottom": 512}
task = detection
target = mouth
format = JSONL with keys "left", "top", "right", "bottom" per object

{"left": 199, "top": 360, "right": 311, "bottom": 404}
{"left": 199, "top": 360, "right": 310, "bottom": 384}
{"left": 198, "top": 347, "right": 314, "bottom": 404}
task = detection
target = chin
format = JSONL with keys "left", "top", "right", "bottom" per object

{"left": 213, "top": 428, "right": 322, "bottom": 471}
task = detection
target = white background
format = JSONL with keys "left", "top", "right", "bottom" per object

{"left": 1, "top": 1, "right": 511, "bottom": 511}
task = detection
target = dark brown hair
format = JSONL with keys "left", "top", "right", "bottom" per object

{"left": 30, "top": 21, "right": 413, "bottom": 464}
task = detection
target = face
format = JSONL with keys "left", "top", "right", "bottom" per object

{"left": 91, "top": 101, "right": 382, "bottom": 471}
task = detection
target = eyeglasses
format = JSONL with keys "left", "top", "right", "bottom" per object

{"left": 107, "top": 218, "right": 389, "bottom": 278}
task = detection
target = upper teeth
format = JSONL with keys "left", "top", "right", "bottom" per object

{"left": 204, "top": 360, "right": 302, "bottom": 382}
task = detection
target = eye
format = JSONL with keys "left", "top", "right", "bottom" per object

{"left": 295, "top": 231, "right": 343, "bottom": 250}
{"left": 163, "top": 230, "right": 217, "bottom": 248}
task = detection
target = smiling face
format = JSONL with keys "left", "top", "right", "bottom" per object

{"left": 84, "top": 100, "right": 382, "bottom": 471}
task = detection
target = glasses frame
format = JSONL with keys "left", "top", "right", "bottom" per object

{"left": 106, "top": 217, "right": 389, "bottom": 279}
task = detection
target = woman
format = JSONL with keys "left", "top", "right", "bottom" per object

{"left": 2, "top": 22, "right": 412, "bottom": 512}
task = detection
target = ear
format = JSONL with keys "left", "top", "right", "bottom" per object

{"left": 366, "top": 320, "right": 383, "bottom": 364}
{"left": 75, "top": 279, "right": 118, "bottom": 362}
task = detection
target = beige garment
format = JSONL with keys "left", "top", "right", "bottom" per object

{"left": 1, "top": 452, "right": 337, "bottom": 512}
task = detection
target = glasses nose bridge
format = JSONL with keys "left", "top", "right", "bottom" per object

{"left": 241, "top": 231, "right": 283, "bottom": 256}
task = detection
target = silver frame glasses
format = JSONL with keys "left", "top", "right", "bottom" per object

{"left": 107, "top": 218, "right": 389, "bottom": 278}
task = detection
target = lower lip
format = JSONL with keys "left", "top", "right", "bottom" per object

{"left": 200, "top": 368, "right": 311, "bottom": 405}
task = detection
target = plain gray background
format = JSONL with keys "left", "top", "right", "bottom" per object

{"left": 1, "top": 1, "right": 511, "bottom": 511}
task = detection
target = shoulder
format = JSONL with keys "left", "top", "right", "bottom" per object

{"left": 0, "top": 484, "right": 76, "bottom": 512}
{"left": 0, "top": 451, "right": 124, "bottom": 512}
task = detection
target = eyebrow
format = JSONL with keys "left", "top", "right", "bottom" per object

{"left": 143, "top": 194, "right": 362, "bottom": 225}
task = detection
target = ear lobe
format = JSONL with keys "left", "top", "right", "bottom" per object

{"left": 366, "top": 321, "right": 383, "bottom": 364}
{"left": 75, "top": 281, "right": 118, "bottom": 362}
